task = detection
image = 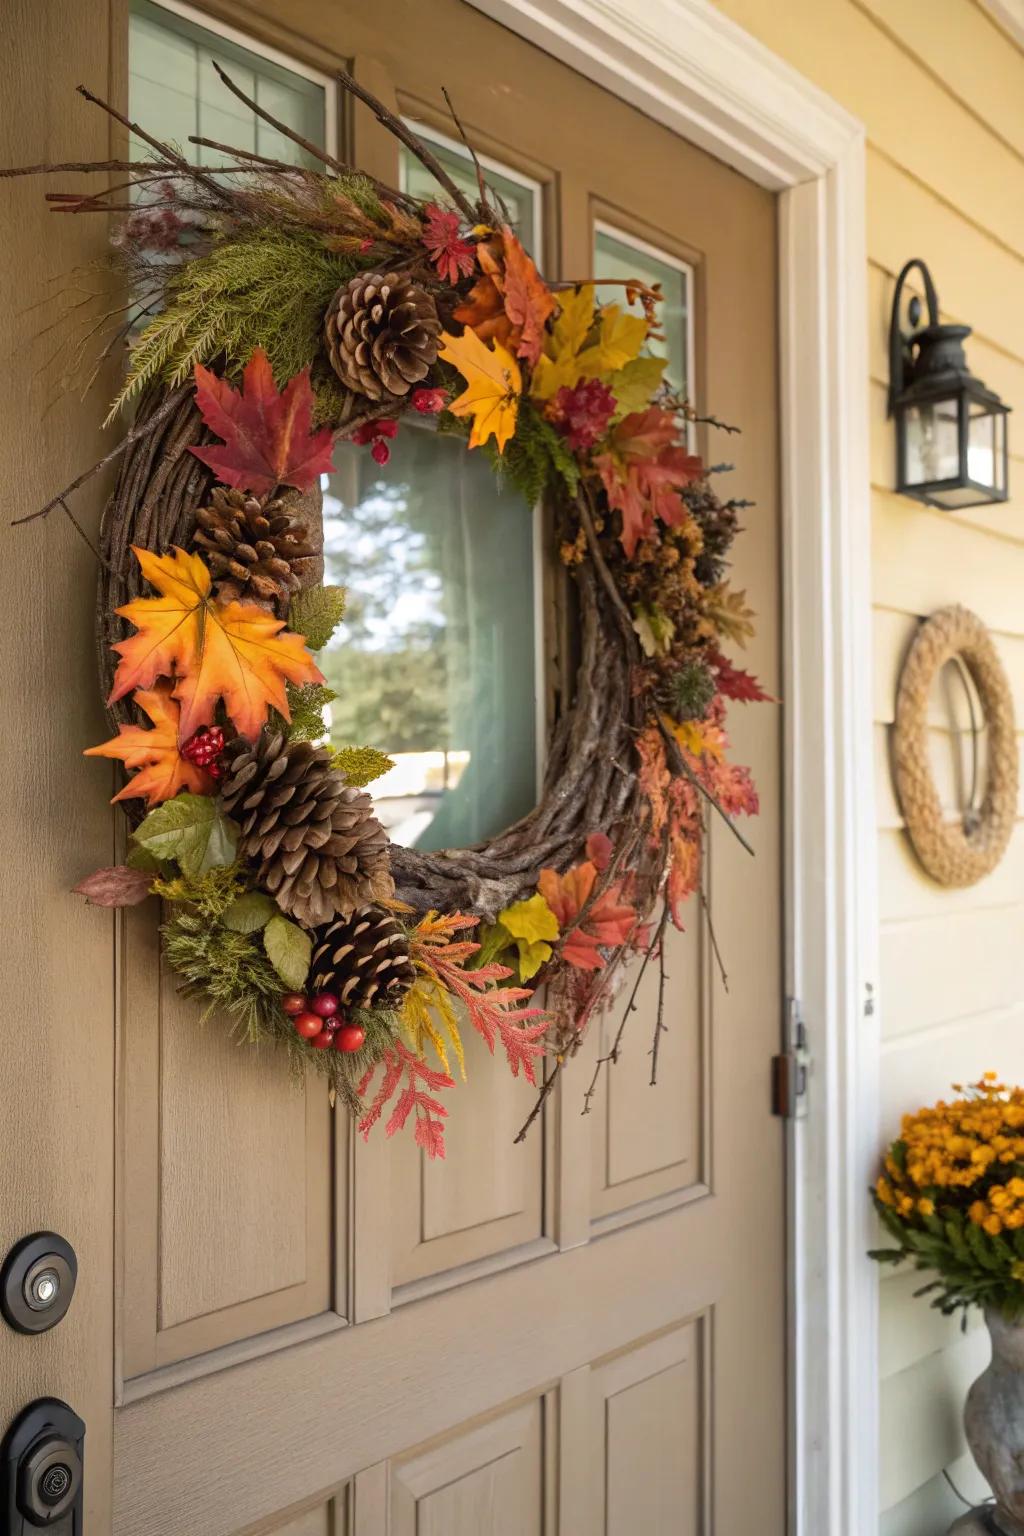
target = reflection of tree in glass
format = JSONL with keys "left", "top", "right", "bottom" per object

{"left": 321, "top": 441, "right": 456, "bottom": 756}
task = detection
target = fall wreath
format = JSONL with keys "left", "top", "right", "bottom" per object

{"left": 6, "top": 69, "right": 766, "bottom": 1156}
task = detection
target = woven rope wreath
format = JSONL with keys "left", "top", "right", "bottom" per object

{"left": 6, "top": 68, "right": 767, "bottom": 1157}
{"left": 894, "top": 606, "right": 1018, "bottom": 887}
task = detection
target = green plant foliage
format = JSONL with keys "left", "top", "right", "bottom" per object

{"left": 221, "top": 891, "right": 278, "bottom": 934}
{"left": 109, "top": 228, "right": 359, "bottom": 420}
{"left": 263, "top": 913, "right": 312, "bottom": 991}
{"left": 330, "top": 744, "right": 395, "bottom": 788}
{"left": 162, "top": 905, "right": 285, "bottom": 1044}
{"left": 871, "top": 1196, "right": 1024, "bottom": 1323}
{"left": 278, "top": 681, "right": 336, "bottom": 743}
{"left": 289, "top": 584, "right": 347, "bottom": 651}
{"left": 135, "top": 793, "right": 239, "bottom": 879}
{"left": 481, "top": 397, "right": 580, "bottom": 505}
{"left": 661, "top": 659, "right": 717, "bottom": 722}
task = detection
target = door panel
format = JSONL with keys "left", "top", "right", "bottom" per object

{"left": 0, "top": 0, "right": 785, "bottom": 1530}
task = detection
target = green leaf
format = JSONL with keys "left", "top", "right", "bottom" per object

{"left": 264, "top": 913, "right": 312, "bottom": 990}
{"left": 469, "top": 920, "right": 514, "bottom": 972}
{"left": 289, "top": 585, "right": 347, "bottom": 651}
{"left": 331, "top": 744, "right": 396, "bottom": 788}
{"left": 134, "top": 794, "right": 240, "bottom": 879}
{"left": 126, "top": 843, "right": 164, "bottom": 874}
{"left": 609, "top": 355, "right": 668, "bottom": 418}
{"left": 222, "top": 892, "right": 279, "bottom": 934}
{"left": 282, "top": 681, "right": 336, "bottom": 742}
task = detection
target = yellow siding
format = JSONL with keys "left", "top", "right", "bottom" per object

{"left": 707, "top": 1, "right": 1024, "bottom": 1528}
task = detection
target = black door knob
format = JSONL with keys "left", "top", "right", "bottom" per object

{"left": 1, "top": 1400, "right": 85, "bottom": 1533}
{"left": 0, "top": 1234, "right": 77, "bottom": 1334}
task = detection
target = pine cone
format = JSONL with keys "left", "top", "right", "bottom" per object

{"left": 219, "top": 733, "right": 394, "bottom": 928}
{"left": 324, "top": 271, "right": 441, "bottom": 401}
{"left": 310, "top": 903, "right": 416, "bottom": 1011}
{"left": 192, "top": 486, "right": 315, "bottom": 608}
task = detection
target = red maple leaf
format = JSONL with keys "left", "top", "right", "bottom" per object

{"left": 708, "top": 647, "right": 774, "bottom": 704}
{"left": 357, "top": 1039, "right": 454, "bottom": 1159}
{"left": 422, "top": 203, "right": 476, "bottom": 284}
{"left": 595, "top": 406, "right": 703, "bottom": 558}
{"left": 190, "top": 348, "right": 336, "bottom": 496}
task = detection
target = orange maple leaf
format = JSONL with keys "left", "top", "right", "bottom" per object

{"left": 500, "top": 228, "right": 554, "bottom": 366}
{"left": 85, "top": 682, "right": 214, "bottom": 805}
{"left": 538, "top": 859, "right": 636, "bottom": 972}
{"left": 438, "top": 327, "right": 521, "bottom": 453}
{"left": 108, "top": 546, "right": 323, "bottom": 742}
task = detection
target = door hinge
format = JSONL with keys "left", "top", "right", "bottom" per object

{"left": 771, "top": 998, "right": 810, "bottom": 1119}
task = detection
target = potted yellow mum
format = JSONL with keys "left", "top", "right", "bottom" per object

{"left": 872, "top": 1075, "right": 1024, "bottom": 1535}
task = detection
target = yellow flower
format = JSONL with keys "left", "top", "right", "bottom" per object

{"left": 969, "top": 1201, "right": 989, "bottom": 1226}
{"left": 875, "top": 1177, "right": 895, "bottom": 1207}
{"left": 984, "top": 1214, "right": 1003, "bottom": 1236}
{"left": 917, "top": 1198, "right": 935, "bottom": 1217}
{"left": 990, "top": 1187, "right": 1013, "bottom": 1212}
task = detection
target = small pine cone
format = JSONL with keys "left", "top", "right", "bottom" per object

{"left": 219, "top": 733, "right": 394, "bottom": 928}
{"left": 310, "top": 903, "right": 416, "bottom": 1011}
{"left": 324, "top": 271, "right": 441, "bottom": 402}
{"left": 655, "top": 658, "right": 716, "bottom": 722}
{"left": 192, "top": 485, "right": 315, "bottom": 608}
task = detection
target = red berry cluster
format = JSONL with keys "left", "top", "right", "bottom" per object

{"left": 280, "top": 992, "right": 366, "bottom": 1053}
{"left": 181, "top": 724, "right": 226, "bottom": 780}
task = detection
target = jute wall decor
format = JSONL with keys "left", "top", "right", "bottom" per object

{"left": 893, "top": 605, "right": 1018, "bottom": 887}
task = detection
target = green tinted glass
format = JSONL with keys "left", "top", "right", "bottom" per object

{"left": 321, "top": 429, "right": 538, "bottom": 852}
{"left": 594, "top": 226, "right": 691, "bottom": 398}
{"left": 129, "top": 0, "right": 326, "bottom": 170}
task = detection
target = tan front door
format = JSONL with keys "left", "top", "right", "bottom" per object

{"left": 1, "top": 2, "right": 783, "bottom": 1531}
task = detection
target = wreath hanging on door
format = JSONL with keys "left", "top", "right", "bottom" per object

{"left": 6, "top": 69, "right": 766, "bottom": 1156}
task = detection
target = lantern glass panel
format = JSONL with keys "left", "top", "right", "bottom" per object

{"left": 967, "top": 401, "right": 1001, "bottom": 494}
{"left": 903, "top": 399, "right": 960, "bottom": 486}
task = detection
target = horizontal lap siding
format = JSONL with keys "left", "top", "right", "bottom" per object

{"left": 709, "top": 0, "right": 1024, "bottom": 1529}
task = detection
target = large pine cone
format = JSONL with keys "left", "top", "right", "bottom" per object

{"left": 310, "top": 903, "right": 416, "bottom": 1011}
{"left": 219, "top": 733, "right": 394, "bottom": 928}
{"left": 192, "top": 486, "right": 316, "bottom": 609}
{"left": 324, "top": 271, "right": 441, "bottom": 402}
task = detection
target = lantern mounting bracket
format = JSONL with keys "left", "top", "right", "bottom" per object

{"left": 887, "top": 257, "right": 942, "bottom": 417}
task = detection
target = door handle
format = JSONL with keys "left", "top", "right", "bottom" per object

{"left": 1, "top": 1399, "right": 85, "bottom": 1532}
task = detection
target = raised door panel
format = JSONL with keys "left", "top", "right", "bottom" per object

{"left": 390, "top": 1399, "right": 545, "bottom": 1536}
{"left": 120, "top": 905, "right": 337, "bottom": 1378}
{"left": 268, "top": 1499, "right": 344, "bottom": 1536}
{"left": 590, "top": 922, "right": 707, "bottom": 1224}
{"left": 389, "top": 1021, "right": 545, "bottom": 1290}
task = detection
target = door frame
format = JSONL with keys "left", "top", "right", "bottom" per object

{"left": 464, "top": 4, "right": 879, "bottom": 1534}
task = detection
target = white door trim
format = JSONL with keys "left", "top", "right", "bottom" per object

{"left": 462, "top": 3, "right": 879, "bottom": 1533}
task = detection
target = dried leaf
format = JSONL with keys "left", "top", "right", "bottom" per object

{"left": 537, "top": 861, "right": 636, "bottom": 972}
{"left": 636, "top": 727, "right": 670, "bottom": 845}
{"left": 73, "top": 865, "right": 154, "bottom": 908}
{"left": 422, "top": 203, "right": 476, "bottom": 284}
{"left": 705, "top": 584, "right": 756, "bottom": 649}
{"left": 708, "top": 647, "right": 774, "bottom": 703}
{"left": 438, "top": 327, "right": 522, "bottom": 453}
{"left": 357, "top": 1039, "right": 454, "bottom": 1159}
{"left": 190, "top": 348, "right": 336, "bottom": 495}
{"left": 632, "top": 603, "right": 676, "bottom": 659}
{"left": 109, "top": 546, "right": 323, "bottom": 742}
{"left": 608, "top": 354, "right": 668, "bottom": 418}
{"left": 575, "top": 303, "right": 647, "bottom": 378}
{"left": 500, "top": 227, "right": 555, "bottom": 366}
{"left": 497, "top": 892, "right": 560, "bottom": 981}
{"left": 85, "top": 682, "right": 214, "bottom": 806}
{"left": 595, "top": 406, "right": 703, "bottom": 558}
{"left": 530, "top": 284, "right": 596, "bottom": 402}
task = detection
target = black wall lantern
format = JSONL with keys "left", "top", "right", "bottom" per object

{"left": 888, "top": 258, "right": 1010, "bottom": 510}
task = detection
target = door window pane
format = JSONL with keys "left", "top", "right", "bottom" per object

{"left": 320, "top": 429, "right": 537, "bottom": 851}
{"left": 129, "top": 0, "right": 327, "bottom": 170}
{"left": 594, "top": 224, "right": 693, "bottom": 401}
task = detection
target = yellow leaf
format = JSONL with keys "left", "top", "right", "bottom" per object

{"left": 438, "top": 328, "right": 521, "bottom": 453}
{"left": 400, "top": 970, "right": 467, "bottom": 1080}
{"left": 497, "top": 892, "right": 560, "bottom": 983}
{"left": 576, "top": 304, "right": 648, "bottom": 378}
{"left": 551, "top": 284, "right": 595, "bottom": 359}
{"left": 609, "top": 355, "right": 668, "bottom": 418}
{"left": 672, "top": 717, "right": 726, "bottom": 761}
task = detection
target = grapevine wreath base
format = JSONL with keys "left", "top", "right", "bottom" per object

{"left": 5, "top": 68, "right": 767, "bottom": 1157}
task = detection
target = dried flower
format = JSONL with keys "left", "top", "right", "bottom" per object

{"left": 549, "top": 378, "right": 616, "bottom": 452}
{"left": 422, "top": 204, "right": 476, "bottom": 284}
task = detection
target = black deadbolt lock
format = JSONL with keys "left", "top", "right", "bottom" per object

{"left": 1, "top": 1234, "right": 77, "bottom": 1334}
{"left": 1, "top": 1398, "right": 85, "bottom": 1532}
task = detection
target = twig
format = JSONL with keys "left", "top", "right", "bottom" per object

{"left": 576, "top": 482, "right": 637, "bottom": 651}
{"left": 56, "top": 497, "right": 108, "bottom": 567}
{"left": 648, "top": 898, "right": 671, "bottom": 1085}
{"left": 335, "top": 65, "right": 477, "bottom": 224}
{"left": 0, "top": 158, "right": 168, "bottom": 179}
{"left": 10, "top": 387, "right": 186, "bottom": 526}
{"left": 440, "top": 87, "right": 490, "bottom": 215}
{"left": 75, "top": 85, "right": 232, "bottom": 207}
{"left": 658, "top": 716, "right": 756, "bottom": 858}
{"left": 582, "top": 902, "right": 669, "bottom": 1114}
{"left": 210, "top": 62, "right": 351, "bottom": 180}
{"left": 513, "top": 1058, "right": 561, "bottom": 1144}
{"left": 698, "top": 816, "right": 729, "bottom": 991}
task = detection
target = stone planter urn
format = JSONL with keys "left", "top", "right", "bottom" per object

{"left": 950, "top": 1309, "right": 1024, "bottom": 1534}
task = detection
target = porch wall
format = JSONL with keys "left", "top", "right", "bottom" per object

{"left": 708, "top": 1, "right": 1024, "bottom": 1529}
